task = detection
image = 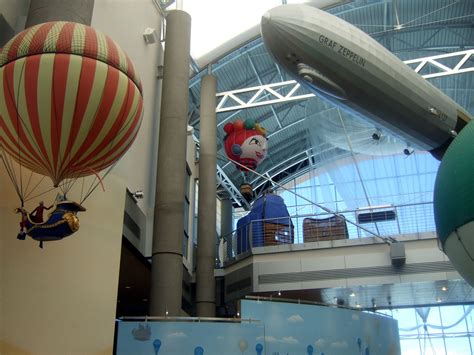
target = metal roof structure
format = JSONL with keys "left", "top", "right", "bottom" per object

{"left": 187, "top": 0, "right": 474, "bottom": 205}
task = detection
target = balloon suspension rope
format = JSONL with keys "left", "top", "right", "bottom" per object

{"left": 80, "top": 164, "right": 116, "bottom": 204}
{"left": 218, "top": 153, "right": 394, "bottom": 244}
{"left": 1, "top": 149, "right": 24, "bottom": 206}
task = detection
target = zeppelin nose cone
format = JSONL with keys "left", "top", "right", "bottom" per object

{"left": 261, "top": 11, "right": 271, "bottom": 26}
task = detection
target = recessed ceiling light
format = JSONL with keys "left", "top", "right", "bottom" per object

{"left": 125, "top": 286, "right": 131, "bottom": 289}
{"left": 441, "top": 286, "right": 448, "bottom": 292}
{"left": 437, "top": 298, "right": 442, "bottom": 303}
{"left": 356, "top": 304, "right": 361, "bottom": 308}
{"left": 350, "top": 292, "right": 356, "bottom": 297}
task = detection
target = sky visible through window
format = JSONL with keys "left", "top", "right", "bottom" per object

{"left": 230, "top": 150, "right": 473, "bottom": 354}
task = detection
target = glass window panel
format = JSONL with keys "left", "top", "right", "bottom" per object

{"left": 295, "top": 204, "right": 312, "bottom": 216}
{"left": 419, "top": 336, "right": 445, "bottom": 355}
{"left": 400, "top": 338, "right": 422, "bottom": 355}
{"left": 465, "top": 305, "right": 474, "bottom": 333}
{"left": 417, "top": 307, "right": 443, "bottom": 335}
{"left": 280, "top": 189, "right": 296, "bottom": 206}
{"left": 394, "top": 308, "right": 419, "bottom": 334}
{"left": 439, "top": 305, "right": 469, "bottom": 334}
{"left": 182, "top": 232, "right": 188, "bottom": 258}
{"left": 444, "top": 336, "right": 471, "bottom": 355}
{"left": 296, "top": 187, "right": 312, "bottom": 206}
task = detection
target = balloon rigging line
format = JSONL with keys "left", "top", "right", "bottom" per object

{"left": 80, "top": 176, "right": 85, "bottom": 202}
{"left": 87, "top": 167, "right": 105, "bottom": 192}
{"left": 0, "top": 150, "right": 23, "bottom": 202}
{"left": 80, "top": 163, "right": 117, "bottom": 204}
{"left": 217, "top": 152, "right": 394, "bottom": 244}
{"left": 23, "top": 169, "right": 34, "bottom": 199}
{"left": 23, "top": 174, "right": 46, "bottom": 201}
{"left": 337, "top": 109, "right": 381, "bottom": 237}
{"left": 24, "top": 188, "right": 59, "bottom": 203}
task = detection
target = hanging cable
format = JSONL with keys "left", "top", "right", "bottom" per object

{"left": 217, "top": 152, "right": 393, "bottom": 244}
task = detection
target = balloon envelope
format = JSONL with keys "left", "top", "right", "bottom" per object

{"left": 0, "top": 21, "right": 143, "bottom": 186}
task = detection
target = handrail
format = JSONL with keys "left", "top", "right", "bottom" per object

{"left": 218, "top": 201, "right": 435, "bottom": 266}
{"left": 118, "top": 316, "right": 260, "bottom": 323}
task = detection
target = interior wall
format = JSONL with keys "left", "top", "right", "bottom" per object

{"left": 91, "top": 0, "right": 164, "bottom": 257}
{"left": 0, "top": 171, "right": 126, "bottom": 354}
{"left": 0, "top": 0, "right": 29, "bottom": 43}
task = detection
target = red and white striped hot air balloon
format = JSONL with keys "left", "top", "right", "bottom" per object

{"left": 0, "top": 22, "right": 143, "bottom": 245}
{"left": 0, "top": 21, "right": 143, "bottom": 189}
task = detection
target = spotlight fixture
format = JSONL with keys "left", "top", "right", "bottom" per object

{"left": 143, "top": 27, "right": 157, "bottom": 44}
{"left": 350, "top": 292, "right": 356, "bottom": 297}
{"left": 372, "top": 130, "right": 382, "bottom": 141}
{"left": 278, "top": 291, "right": 281, "bottom": 296}
{"left": 133, "top": 190, "right": 144, "bottom": 199}
{"left": 403, "top": 147, "right": 414, "bottom": 156}
{"left": 441, "top": 286, "right": 448, "bottom": 292}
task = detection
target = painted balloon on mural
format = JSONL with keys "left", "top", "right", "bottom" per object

{"left": 152, "top": 339, "right": 161, "bottom": 354}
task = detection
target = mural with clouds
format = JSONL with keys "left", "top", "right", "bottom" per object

{"left": 117, "top": 321, "right": 264, "bottom": 355}
{"left": 117, "top": 300, "right": 400, "bottom": 354}
{"left": 241, "top": 300, "right": 400, "bottom": 355}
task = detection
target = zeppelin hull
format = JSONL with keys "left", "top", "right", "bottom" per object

{"left": 261, "top": 5, "right": 472, "bottom": 155}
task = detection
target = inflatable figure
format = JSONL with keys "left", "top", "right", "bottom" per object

{"left": 223, "top": 119, "right": 268, "bottom": 173}
{"left": 223, "top": 119, "right": 268, "bottom": 202}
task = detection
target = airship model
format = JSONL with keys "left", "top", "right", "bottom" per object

{"left": 260, "top": 4, "right": 472, "bottom": 159}
{"left": 261, "top": 4, "right": 474, "bottom": 286}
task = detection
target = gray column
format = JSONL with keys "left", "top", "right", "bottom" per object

{"left": 196, "top": 74, "right": 217, "bottom": 317}
{"left": 221, "top": 198, "right": 234, "bottom": 261}
{"left": 26, "top": 0, "right": 95, "bottom": 27}
{"left": 150, "top": 10, "right": 191, "bottom": 317}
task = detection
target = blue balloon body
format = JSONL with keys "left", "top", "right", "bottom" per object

{"left": 194, "top": 346, "right": 204, "bottom": 355}
{"left": 307, "top": 344, "right": 314, "bottom": 354}
{"left": 153, "top": 339, "right": 161, "bottom": 353}
{"left": 256, "top": 343, "right": 263, "bottom": 354}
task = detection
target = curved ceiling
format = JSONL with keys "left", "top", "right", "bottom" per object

{"left": 187, "top": 0, "right": 474, "bottom": 204}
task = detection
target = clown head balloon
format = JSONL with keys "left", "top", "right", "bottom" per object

{"left": 223, "top": 119, "right": 268, "bottom": 172}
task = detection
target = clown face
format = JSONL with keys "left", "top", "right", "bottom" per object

{"left": 240, "top": 134, "right": 268, "bottom": 164}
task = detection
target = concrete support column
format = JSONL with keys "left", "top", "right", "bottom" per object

{"left": 196, "top": 74, "right": 217, "bottom": 317}
{"left": 26, "top": 0, "right": 95, "bottom": 27}
{"left": 150, "top": 10, "right": 191, "bottom": 316}
{"left": 221, "top": 198, "right": 234, "bottom": 261}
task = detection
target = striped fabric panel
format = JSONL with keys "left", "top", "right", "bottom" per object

{"left": 0, "top": 60, "right": 51, "bottom": 176}
{"left": 0, "top": 21, "right": 142, "bottom": 93}
{"left": 0, "top": 53, "right": 143, "bottom": 186}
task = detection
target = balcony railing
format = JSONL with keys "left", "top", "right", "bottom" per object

{"left": 218, "top": 202, "right": 435, "bottom": 266}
